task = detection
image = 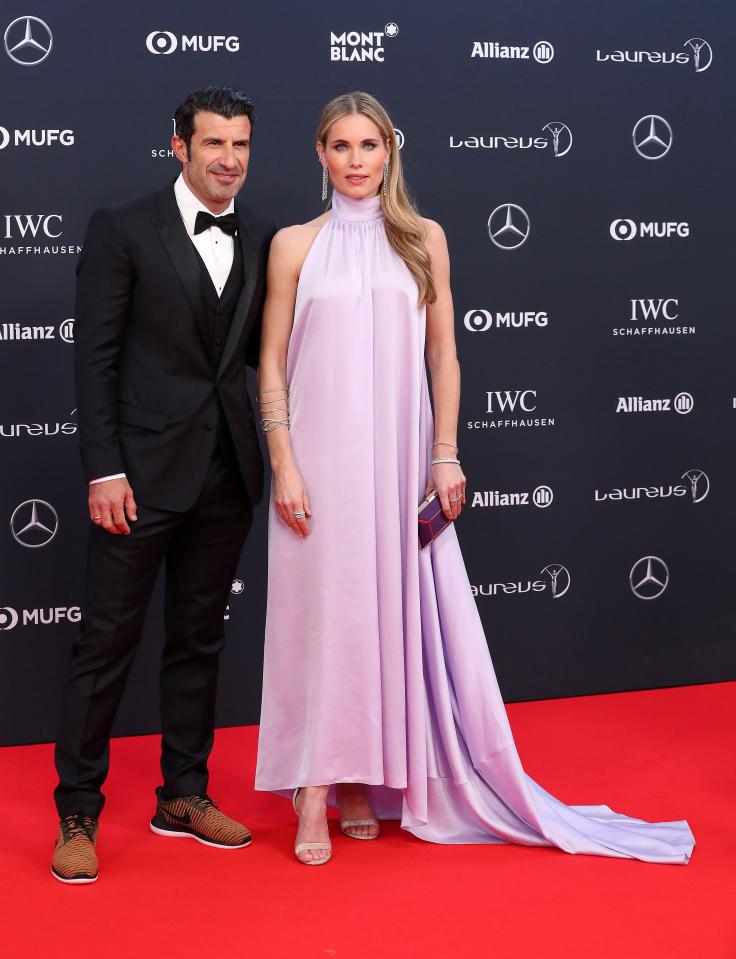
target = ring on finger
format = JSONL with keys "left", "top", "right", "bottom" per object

{"left": 293, "top": 510, "right": 306, "bottom": 519}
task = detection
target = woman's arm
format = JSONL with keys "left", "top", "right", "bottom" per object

{"left": 257, "top": 227, "right": 313, "bottom": 538}
{"left": 424, "top": 219, "right": 466, "bottom": 521}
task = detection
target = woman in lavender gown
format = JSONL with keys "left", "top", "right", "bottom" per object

{"left": 254, "top": 92, "right": 694, "bottom": 866}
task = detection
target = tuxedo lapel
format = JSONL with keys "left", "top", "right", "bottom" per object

{"left": 217, "top": 206, "right": 258, "bottom": 379}
{"left": 153, "top": 185, "right": 215, "bottom": 364}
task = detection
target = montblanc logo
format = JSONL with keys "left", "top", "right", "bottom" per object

{"left": 616, "top": 392, "right": 694, "bottom": 414}
{"left": 4, "top": 16, "right": 52, "bottom": 66}
{"left": 468, "top": 389, "right": 555, "bottom": 430}
{"left": 330, "top": 23, "right": 399, "bottom": 61}
{"left": 595, "top": 469, "right": 709, "bottom": 504}
{"left": 472, "top": 485, "right": 553, "bottom": 509}
{"left": 450, "top": 122, "right": 572, "bottom": 157}
{"left": 464, "top": 309, "right": 548, "bottom": 332}
{"left": 596, "top": 38, "right": 712, "bottom": 73}
{"left": 613, "top": 297, "right": 694, "bottom": 338}
{"left": 0, "top": 408, "right": 77, "bottom": 439}
{"left": 0, "top": 127, "right": 74, "bottom": 150}
{"left": 0, "top": 214, "right": 80, "bottom": 256}
{"left": 0, "top": 318, "right": 74, "bottom": 343}
{"left": 610, "top": 219, "right": 689, "bottom": 241}
{"left": 0, "top": 605, "right": 81, "bottom": 630}
{"left": 471, "top": 40, "right": 554, "bottom": 64}
{"left": 471, "top": 563, "right": 571, "bottom": 599}
{"left": 145, "top": 30, "right": 239, "bottom": 54}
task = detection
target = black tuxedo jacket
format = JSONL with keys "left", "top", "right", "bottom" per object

{"left": 74, "top": 182, "right": 275, "bottom": 511}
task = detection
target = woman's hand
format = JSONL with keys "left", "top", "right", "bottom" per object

{"left": 273, "top": 464, "right": 312, "bottom": 538}
{"left": 428, "top": 462, "right": 466, "bottom": 521}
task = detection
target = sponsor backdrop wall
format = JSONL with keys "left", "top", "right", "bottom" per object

{"left": 1, "top": 0, "right": 733, "bottom": 746}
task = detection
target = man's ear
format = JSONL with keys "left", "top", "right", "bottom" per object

{"left": 171, "top": 135, "right": 188, "bottom": 164}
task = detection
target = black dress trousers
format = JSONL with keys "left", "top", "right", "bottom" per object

{"left": 53, "top": 445, "right": 252, "bottom": 818}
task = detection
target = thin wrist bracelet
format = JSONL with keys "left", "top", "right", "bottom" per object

{"left": 433, "top": 441, "right": 458, "bottom": 451}
{"left": 432, "top": 457, "right": 461, "bottom": 465}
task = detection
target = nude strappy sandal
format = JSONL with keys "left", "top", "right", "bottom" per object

{"left": 292, "top": 788, "right": 332, "bottom": 865}
{"left": 337, "top": 784, "right": 381, "bottom": 840}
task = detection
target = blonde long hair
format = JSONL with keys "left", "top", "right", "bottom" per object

{"left": 317, "top": 92, "right": 436, "bottom": 305}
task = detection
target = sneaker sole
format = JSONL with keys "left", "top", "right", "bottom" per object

{"left": 51, "top": 866, "right": 98, "bottom": 885}
{"left": 149, "top": 821, "right": 252, "bottom": 849}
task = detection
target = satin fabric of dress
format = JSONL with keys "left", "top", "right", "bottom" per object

{"left": 255, "top": 190, "right": 694, "bottom": 864}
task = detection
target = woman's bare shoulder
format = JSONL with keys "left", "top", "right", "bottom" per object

{"left": 270, "top": 214, "right": 330, "bottom": 265}
{"left": 420, "top": 217, "right": 446, "bottom": 246}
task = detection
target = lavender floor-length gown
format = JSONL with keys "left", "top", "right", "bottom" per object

{"left": 254, "top": 190, "right": 694, "bottom": 864}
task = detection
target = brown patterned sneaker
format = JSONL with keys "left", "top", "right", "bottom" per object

{"left": 51, "top": 814, "right": 99, "bottom": 884}
{"left": 150, "top": 788, "right": 252, "bottom": 849}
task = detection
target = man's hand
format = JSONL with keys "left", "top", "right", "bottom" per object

{"left": 89, "top": 478, "right": 138, "bottom": 535}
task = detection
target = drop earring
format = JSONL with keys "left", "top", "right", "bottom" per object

{"left": 321, "top": 165, "right": 328, "bottom": 202}
{"left": 382, "top": 161, "right": 389, "bottom": 197}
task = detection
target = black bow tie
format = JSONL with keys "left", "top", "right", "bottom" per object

{"left": 193, "top": 211, "right": 238, "bottom": 236}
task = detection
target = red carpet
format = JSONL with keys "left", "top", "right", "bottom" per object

{"left": 1, "top": 682, "right": 733, "bottom": 958}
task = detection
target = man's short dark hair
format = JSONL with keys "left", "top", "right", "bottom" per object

{"left": 174, "top": 86, "right": 256, "bottom": 156}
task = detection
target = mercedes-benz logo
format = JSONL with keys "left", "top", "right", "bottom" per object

{"left": 10, "top": 499, "right": 59, "bottom": 548}
{"left": 630, "top": 556, "right": 669, "bottom": 600}
{"left": 633, "top": 115, "right": 673, "bottom": 160}
{"left": 231, "top": 578, "right": 245, "bottom": 595}
{"left": 542, "top": 122, "right": 572, "bottom": 157}
{"left": 684, "top": 38, "right": 713, "bottom": 73}
{"left": 540, "top": 564, "right": 570, "bottom": 598}
{"left": 0, "top": 607, "right": 19, "bottom": 631}
{"left": 4, "top": 16, "right": 52, "bottom": 66}
{"left": 488, "top": 204, "right": 530, "bottom": 251}
{"left": 682, "top": 469, "right": 710, "bottom": 503}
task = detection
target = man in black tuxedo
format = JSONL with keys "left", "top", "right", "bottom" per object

{"left": 51, "top": 87, "right": 275, "bottom": 884}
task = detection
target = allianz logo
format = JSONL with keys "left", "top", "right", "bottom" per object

{"left": 0, "top": 409, "right": 77, "bottom": 438}
{"left": 595, "top": 469, "right": 709, "bottom": 504}
{"left": 471, "top": 564, "right": 571, "bottom": 599}
{"left": 0, "top": 606, "right": 81, "bottom": 630}
{"left": 0, "top": 319, "right": 73, "bottom": 342}
{"left": 616, "top": 392, "right": 693, "bottom": 414}
{"left": 464, "top": 309, "right": 548, "bottom": 331}
{"left": 471, "top": 485, "right": 553, "bottom": 508}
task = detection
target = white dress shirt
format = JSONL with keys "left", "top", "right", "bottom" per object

{"left": 90, "top": 174, "right": 236, "bottom": 486}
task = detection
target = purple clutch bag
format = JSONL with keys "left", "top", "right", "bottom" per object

{"left": 418, "top": 489, "right": 452, "bottom": 549}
